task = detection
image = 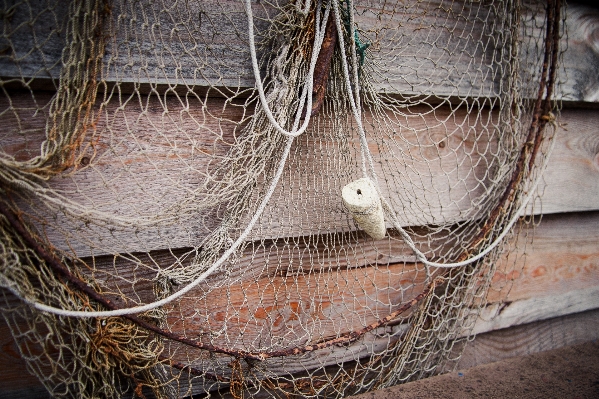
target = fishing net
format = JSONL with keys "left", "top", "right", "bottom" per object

{"left": 0, "top": 0, "right": 563, "bottom": 397}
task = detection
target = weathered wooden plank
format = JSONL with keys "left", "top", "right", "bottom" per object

{"left": 559, "top": 2, "right": 599, "bottom": 103}
{"left": 0, "top": 91, "right": 247, "bottom": 256}
{"left": 160, "top": 210, "right": 599, "bottom": 364}
{"left": 488, "top": 211, "right": 599, "bottom": 304}
{"left": 2, "top": 90, "right": 598, "bottom": 255}
{"left": 1, "top": 1, "right": 597, "bottom": 102}
{"left": 164, "top": 321, "right": 412, "bottom": 388}
{"left": 529, "top": 109, "right": 599, "bottom": 215}
{"left": 85, "top": 229, "right": 425, "bottom": 297}
{"left": 165, "top": 259, "right": 427, "bottom": 349}
{"left": 106, "top": 0, "right": 599, "bottom": 103}
{"left": 247, "top": 104, "right": 501, "bottom": 240}
{"left": 248, "top": 107, "right": 597, "bottom": 239}
{"left": 464, "top": 211, "right": 599, "bottom": 337}
{"left": 0, "top": 0, "right": 66, "bottom": 90}
{"left": 457, "top": 308, "right": 599, "bottom": 370}
{"left": 1, "top": 89, "right": 502, "bottom": 254}
{"left": 471, "top": 285, "right": 599, "bottom": 336}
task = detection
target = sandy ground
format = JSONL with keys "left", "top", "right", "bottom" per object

{"left": 351, "top": 340, "right": 599, "bottom": 399}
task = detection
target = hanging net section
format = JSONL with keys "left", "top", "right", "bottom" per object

{"left": 0, "top": 0, "right": 563, "bottom": 398}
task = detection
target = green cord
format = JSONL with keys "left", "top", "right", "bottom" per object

{"left": 340, "top": 0, "right": 370, "bottom": 68}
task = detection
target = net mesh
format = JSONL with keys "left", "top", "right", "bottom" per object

{"left": 0, "top": 0, "right": 563, "bottom": 397}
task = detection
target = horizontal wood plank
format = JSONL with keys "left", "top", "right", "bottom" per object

{"left": 457, "top": 308, "right": 599, "bottom": 370}
{"left": 559, "top": 2, "right": 599, "bottom": 103}
{"left": 472, "top": 285, "right": 599, "bottom": 336}
{"left": 529, "top": 109, "right": 599, "bottom": 215}
{"left": 488, "top": 211, "right": 599, "bottom": 304}
{"left": 164, "top": 259, "right": 428, "bottom": 351}
{"left": 2, "top": 91, "right": 598, "bottom": 256}
{"left": 0, "top": 1, "right": 597, "bottom": 102}
{"left": 0, "top": 90, "right": 510, "bottom": 255}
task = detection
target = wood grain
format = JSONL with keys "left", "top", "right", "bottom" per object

{"left": 488, "top": 211, "right": 599, "bottom": 304}
{"left": 472, "top": 285, "right": 599, "bottom": 335}
{"left": 2, "top": 91, "right": 598, "bottom": 256}
{"left": 530, "top": 109, "right": 599, "bottom": 215}
{"left": 457, "top": 308, "right": 599, "bottom": 370}
{"left": 0, "top": 91, "right": 247, "bottom": 256}
{"left": 558, "top": 3, "right": 599, "bottom": 102}
{"left": 160, "top": 209, "right": 599, "bottom": 362}
{"left": 0, "top": 90, "right": 507, "bottom": 254}
{"left": 1, "top": 1, "right": 597, "bottom": 102}
{"left": 164, "top": 258, "right": 428, "bottom": 352}
{"left": 0, "top": 0, "right": 66, "bottom": 91}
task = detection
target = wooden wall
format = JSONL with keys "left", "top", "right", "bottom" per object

{"left": 0, "top": 1, "right": 598, "bottom": 397}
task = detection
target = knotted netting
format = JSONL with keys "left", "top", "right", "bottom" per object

{"left": 0, "top": 0, "right": 563, "bottom": 397}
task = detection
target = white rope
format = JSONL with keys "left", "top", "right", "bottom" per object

{"left": 23, "top": 137, "right": 295, "bottom": 318}
{"left": 16, "top": 1, "right": 334, "bottom": 318}
{"left": 14, "top": 0, "right": 555, "bottom": 318}
{"left": 332, "top": 0, "right": 377, "bottom": 181}
{"left": 296, "top": 0, "right": 313, "bottom": 15}
{"left": 386, "top": 128, "right": 557, "bottom": 269}
{"left": 245, "top": 0, "right": 330, "bottom": 138}
{"left": 333, "top": 0, "right": 556, "bottom": 269}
